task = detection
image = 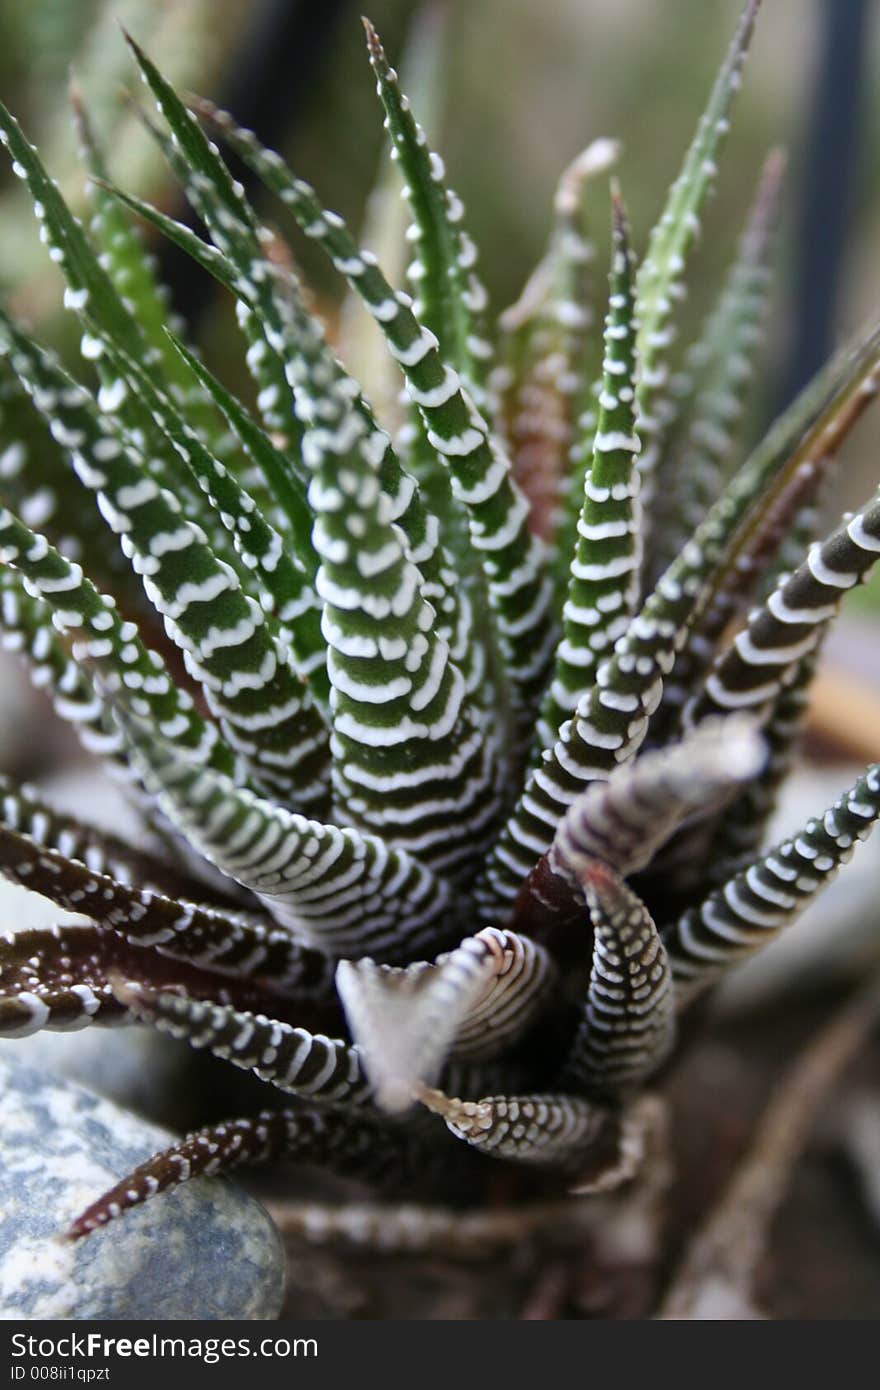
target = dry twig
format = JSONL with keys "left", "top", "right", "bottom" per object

{"left": 659, "top": 972, "right": 880, "bottom": 1318}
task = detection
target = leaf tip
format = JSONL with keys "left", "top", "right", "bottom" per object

{"left": 361, "top": 15, "right": 386, "bottom": 67}
{"left": 736, "top": 0, "right": 763, "bottom": 59}
{"left": 67, "top": 69, "right": 83, "bottom": 111}
{"left": 609, "top": 179, "right": 632, "bottom": 250}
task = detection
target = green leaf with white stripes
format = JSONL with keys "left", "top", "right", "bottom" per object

{"left": 186, "top": 95, "right": 554, "bottom": 759}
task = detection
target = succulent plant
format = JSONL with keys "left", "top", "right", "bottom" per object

{"left": 1, "top": 0, "right": 880, "bottom": 1249}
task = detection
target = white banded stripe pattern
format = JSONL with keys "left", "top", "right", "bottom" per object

{"left": 68, "top": 1103, "right": 470, "bottom": 1237}
{"left": 667, "top": 764, "right": 880, "bottom": 1005}
{"left": 418, "top": 1084, "right": 613, "bottom": 1168}
{"left": 0, "top": 507, "right": 226, "bottom": 772}
{"left": 193, "top": 104, "right": 556, "bottom": 756}
{"left": 538, "top": 189, "right": 642, "bottom": 749}
{"left": 0, "top": 319, "right": 328, "bottom": 806}
{"left": 561, "top": 859, "right": 674, "bottom": 1093}
{"left": 118, "top": 980, "right": 371, "bottom": 1103}
{"left": 122, "top": 725, "right": 458, "bottom": 962}
{"left": 0, "top": 819, "right": 337, "bottom": 1001}
{"left": 687, "top": 490, "right": 880, "bottom": 726}
{"left": 0, "top": 568, "right": 125, "bottom": 767}
{"left": 337, "top": 926, "right": 555, "bottom": 1111}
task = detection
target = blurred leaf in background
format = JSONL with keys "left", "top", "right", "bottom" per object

{"left": 0, "top": 0, "right": 252, "bottom": 320}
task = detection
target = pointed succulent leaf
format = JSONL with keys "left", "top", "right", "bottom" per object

{"left": 96, "top": 331, "right": 330, "bottom": 711}
{"left": 686, "top": 487, "right": 880, "bottom": 728}
{"left": 336, "top": 926, "right": 555, "bottom": 1112}
{"left": 95, "top": 177, "right": 244, "bottom": 295}
{"left": 481, "top": 320, "right": 880, "bottom": 909}
{"left": 355, "top": 17, "right": 489, "bottom": 590}
{"left": 364, "top": 18, "right": 492, "bottom": 402}
{"left": 502, "top": 138, "right": 619, "bottom": 562}
{"left": 118, "top": 716, "right": 458, "bottom": 962}
{"left": 509, "top": 715, "right": 765, "bottom": 938}
{"left": 116, "top": 979, "right": 371, "bottom": 1103}
{"left": 539, "top": 188, "right": 642, "bottom": 748}
{"left": 634, "top": 0, "right": 763, "bottom": 500}
{"left": 69, "top": 1111, "right": 339, "bottom": 1238}
{"left": 68, "top": 1103, "right": 464, "bottom": 1239}
{"left": 340, "top": 5, "right": 450, "bottom": 427}
{"left": 0, "top": 506, "right": 226, "bottom": 772}
{"left": 0, "top": 819, "right": 337, "bottom": 1002}
{"left": 190, "top": 98, "right": 555, "bottom": 755}
{"left": 418, "top": 1083, "right": 615, "bottom": 1169}
{"left": 560, "top": 860, "right": 674, "bottom": 1095}
{"left": 648, "top": 149, "right": 785, "bottom": 579}
{"left": 667, "top": 764, "right": 880, "bottom": 1006}
{"left": 0, "top": 925, "right": 285, "bottom": 1040}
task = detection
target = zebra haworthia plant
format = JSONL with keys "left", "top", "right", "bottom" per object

{"left": 1, "top": 0, "right": 880, "bottom": 1237}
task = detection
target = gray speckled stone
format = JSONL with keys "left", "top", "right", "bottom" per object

{"left": 0, "top": 1025, "right": 204, "bottom": 1129}
{"left": 0, "top": 1055, "right": 285, "bottom": 1320}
